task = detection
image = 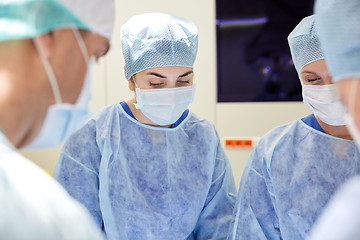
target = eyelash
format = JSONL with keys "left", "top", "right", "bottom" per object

{"left": 149, "top": 80, "right": 190, "bottom": 86}
{"left": 149, "top": 82, "right": 163, "bottom": 86}
{"left": 308, "top": 78, "right": 320, "bottom": 82}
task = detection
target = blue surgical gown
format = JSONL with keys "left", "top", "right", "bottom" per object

{"left": 0, "top": 131, "right": 104, "bottom": 240}
{"left": 308, "top": 176, "right": 360, "bottom": 240}
{"left": 229, "top": 115, "right": 360, "bottom": 240}
{"left": 54, "top": 103, "right": 237, "bottom": 240}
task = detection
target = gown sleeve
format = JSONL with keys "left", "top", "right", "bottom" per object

{"left": 228, "top": 143, "right": 281, "bottom": 240}
{"left": 193, "top": 138, "right": 237, "bottom": 239}
{"left": 54, "top": 119, "right": 104, "bottom": 230}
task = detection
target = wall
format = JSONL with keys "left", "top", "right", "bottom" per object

{"left": 20, "top": 0, "right": 311, "bottom": 189}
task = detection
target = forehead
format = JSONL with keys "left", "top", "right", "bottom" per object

{"left": 301, "top": 59, "right": 328, "bottom": 74}
{"left": 138, "top": 66, "right": 194, "bottom": 77}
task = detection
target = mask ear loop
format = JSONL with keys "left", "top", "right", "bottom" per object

{"left": 132, "top": 76, "right": 142, "bottom": 109}
{"left": 73, "top": 28, "right": 90, "bottom": 63}
{"left": 33, "top": 38, "right": 62, "bottom": 104}
{"left": 73, "top": 28, "right": 95, "bottom": 108}
{"left": 132, "top": 76, "right": 139, "bottom": 88}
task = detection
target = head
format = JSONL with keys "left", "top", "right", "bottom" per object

{"left": 0, "top": 0, "right": 114, "bottom": 103}
{"left": 288, "top": 15, "right": 348, "bottom": 129}
{"left": 0, "top": 0, "right": 115, "bottom": 147}
{"left": 315, "top": 0, "right": 360, "bottom": 146}
{"left": 120, "top": 13, "right": 198, "bottom": 127}
{"left": 314, "top": 0, "right": 360, "bottom": 84}
{"left": 45, "top": 0, "right": 114, "bottom": 104}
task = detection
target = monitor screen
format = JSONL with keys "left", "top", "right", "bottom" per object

{"left": 216, "top": 0, "right": 314, "bottom": 102}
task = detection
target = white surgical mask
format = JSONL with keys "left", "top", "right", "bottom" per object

{"left": 25, "top": 29, "right": 93, "bottom": 149}
{"left": 302, "top": 83, "right": 347, "bottom": 126}
{"left": 133, "top": 82, "right": 195, "bottom": 126}
{"left": 345, "top": 80, "right": 360, "bottom": 149}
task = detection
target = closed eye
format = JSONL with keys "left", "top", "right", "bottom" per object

{"left": 308, "top": 78, "right": 321, "bottom": 82}
{"left": 149, "top": 82, "right": 164, "bottom": 87}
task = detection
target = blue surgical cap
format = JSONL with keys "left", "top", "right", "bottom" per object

{"left": 121, "top": 12, "right": 198, "bottom": 80}
{"left": 287, "top": 15, "right": 325, "bottom": 76}
{"left": 315, "top": 0, "right": 360, "bottom": 82}
{"left": 0, "top": 0, "right": 114, "bottom": 42}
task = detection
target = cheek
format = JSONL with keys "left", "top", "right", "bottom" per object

{"left": 58, "top": 56, "right": 87, "bottom": 103}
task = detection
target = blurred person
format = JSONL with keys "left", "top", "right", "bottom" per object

{"left": 54, "top": 12, "right": 236, "bottom": 240}
{"left": 307, "top": 176, "right": 360, "bottom": 240}
{"left": 306, "top": 1, "right": 360, "bottom": 239}
{"left": 315, "top": 0, "right": 360, "bottom": 147}
{"left": 0, "top": 0, "right": 114, "bottom": 239}
{"left": 229, "top": 15, "right": 360, "bottom": 240}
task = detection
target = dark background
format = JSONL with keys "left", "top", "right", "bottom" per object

{"left": 217, "top": 0, "right": 315, "bottom": 102}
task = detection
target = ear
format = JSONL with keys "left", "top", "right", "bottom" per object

{"left": 129, "top": 77, "right": 136, "bottom": 91}
{"left": 33, "top": 32, "right": 55, "bottom": 59}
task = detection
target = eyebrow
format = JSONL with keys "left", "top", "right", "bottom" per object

{"left": 147, "top": 72, "right": 166, "bottom": 78}
{"left": 147, "top": 71, "right": 194, "bottom": 78}
{"left": 179, "top": 71, "right": 194, "bottom": 77}
{"left": 301, "top": 71, "right": 317, "bottom": 75}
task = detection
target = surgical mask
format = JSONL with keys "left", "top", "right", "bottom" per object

{"left": 345, "top": 80, "right": 360, "bottom": 149}
{"left": 133, "top": 81, "right": 196, "bottom": 126}
{"left": 25, "top": 29, "right": 93, "bottom": 149}
{"left": 302, "top": 83, "right": 347, "bottom": 126}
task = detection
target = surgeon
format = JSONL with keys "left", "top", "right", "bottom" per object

{"left": 54, "top": 12, "right": 237, "bottom": 240}
{"left": 0, "top": 0, "right": 114, "bottom": 239}
{"left": 304, "top": 1, "right": 360, "bottom": 239}
{"left": 315, "top": 0, "right": 360, "bottom": 147}
{"left": 228, "top": 15, "right": 360, "bottom": 240}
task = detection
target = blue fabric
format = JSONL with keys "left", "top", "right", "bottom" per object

{"left": 171, "top": 109, "right": 189, "bottom": 128}
{"left": 315, "top": 0, "right": 360, "bottom": 82}
{"left": 229, "top": 119, "right": 360, "bottom": 240}
{"left": 54, "top": 103, "right": 236, "bottom": 240}
{"left": 119, "top": 101, "right": 189, "bottom": 128}
{"left": 0, "top": 131, "right": 105, "bottom": 240}
{"left": 119, "top": 101, "right": 136, "bottom": 120}
{"left": 301, "top": 114, "right": 325, "bottom": 133}
{"left": 308, "top": 176, "right": 360, "bottom": 240}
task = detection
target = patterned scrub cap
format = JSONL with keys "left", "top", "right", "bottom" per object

{"left": 287, "top": 15, "right": 325, "bottom": 76}
{"left": 315, "top": 0, "right": 360, "bottom": 82}
{"left": 121, "top": 12, "right": 198, "bottom": 80}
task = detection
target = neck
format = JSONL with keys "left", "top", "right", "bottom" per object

{"left": 316, "top": 116, "right": 352, "bottom": 140}
{"left": 126, "top": 98, "right": 172, "bottom": 128}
